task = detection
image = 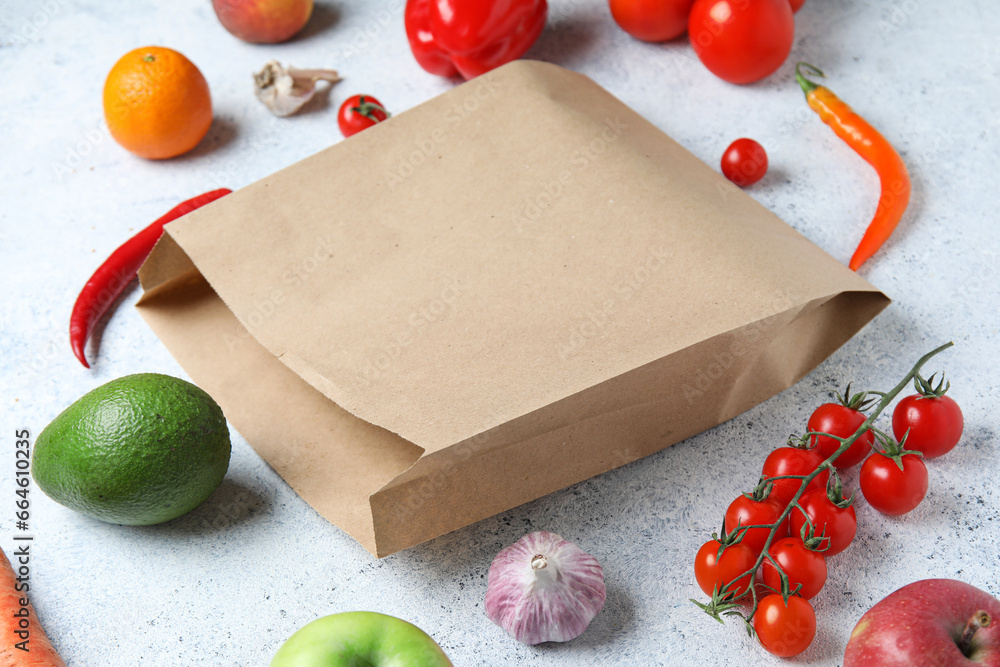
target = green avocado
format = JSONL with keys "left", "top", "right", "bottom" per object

{"left": 31, "top": 373, "right": 231, "bottom": 525}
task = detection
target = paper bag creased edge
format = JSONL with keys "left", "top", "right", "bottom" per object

{"left": 366, "top": 289, "right": 889, "bottom": 557}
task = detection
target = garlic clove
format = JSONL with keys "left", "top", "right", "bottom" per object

{"left": 485, "top": 531, "right": 606, "bottom": 645}
{"left": 253, "top": 61, "right": 341, "bottom": 117}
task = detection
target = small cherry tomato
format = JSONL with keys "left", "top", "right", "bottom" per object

{"left": 693, "top": 539, "right": 755, "bottom": 599}
{"left": 789, "top": 487, "right": 857, "bottom": 556}
{"left": 753, "top": 594, "right": 816, "bottom": 657}
{"left": 789, "top": 0, "right": 805, "bottom": 12}
{"left": 688, "top": 0, "right": 795, "bottom": 84}
{"left": 609, "top": 0, "right": 696, "bottom": 42}
{"left": 860, "top": 452, "right": 928, "bottom": 515}
{"left": 760, "top": 537, "right": 827, "bottom": 600}
{"left": 808, "top": 402, "right": 874, "bottom": 468}
{"left": 720, "top": 138, "right": 768, "bottom": 187}
{"left": 892, "top": 394, "right": 963, "bottom": 459}
{"left": 724, "top": 492, "right": 788, "bottom": 555}
{"left": 338, "top": 94, "right": 390, "bottom": 138}
{"left": 761, "top": 447, "right": 830, "bottom": 507}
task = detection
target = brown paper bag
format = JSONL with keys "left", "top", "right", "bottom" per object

{"left": 136, "top": 60, "right": 888, "bottom": 557}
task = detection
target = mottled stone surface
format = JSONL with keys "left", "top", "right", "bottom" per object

{"left": 2, "top": 0, "right": 998, "bottom": 664}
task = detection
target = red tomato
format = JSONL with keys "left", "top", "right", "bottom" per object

{"left": 892, "top": 394, "right": 963, "bottom": 459}
{"left": 724, "top": 492, "right": 788, "bottom": 555}
{"left": 860, "top": 453, "right": 928, "bottom": 515}
{"left": 760, "top": 447, "right": 830, "bottom": 507}
{"left": 789, "top": 488, "right": 857, "bottom": 556}
{"left": 789, "top": 0, "right": 805, "bottom": 12}
{"left": 693, "top": 539, "right": 755, "bottom": 599}
{"left": 687, "top": 0, "right": 795, "bottom": 84}
{"left": 338, "top": 94, "right": 389, "bottom": 138}
{"left": 753, "top": 594, "right": 816, "bottom": 657}
{"left": 720, "top": 138, "right": 768, "bottom": 187}
{"left": 808, "top": 403, "right": 874, "bottom": 468}
{"left": 609, "top": 0, "right": 695, "bottom": 42}
{"left": 760, "top": 537, "right": 827, "bottom": 600}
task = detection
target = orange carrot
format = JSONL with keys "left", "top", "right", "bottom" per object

{"left": 0, "top": 546, "right": 66, "bottom": 666}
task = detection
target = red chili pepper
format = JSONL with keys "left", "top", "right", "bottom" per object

{"left": 70, "top": 188, "right": 231, "bottom": 368}
{"left": 796, "top": 63, "right": 911, "bottom": 271}
{"left": 404, "top": 0, "right": 548, "bottom": 81}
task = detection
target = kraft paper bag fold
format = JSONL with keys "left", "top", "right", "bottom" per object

{"left": 136, "top": 60, "right": 888, "bottom": 557}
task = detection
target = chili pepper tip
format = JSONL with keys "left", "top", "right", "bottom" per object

{"left": 71, "top": 339, "right": 90, "bottom": 369}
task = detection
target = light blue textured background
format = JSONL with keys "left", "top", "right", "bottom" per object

{"left": 2, "top": 1, "right": 998, "bottom": 665}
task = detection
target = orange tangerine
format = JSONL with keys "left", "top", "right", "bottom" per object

{"left": 103, "top": 46, "right": 212, "bottom": 160}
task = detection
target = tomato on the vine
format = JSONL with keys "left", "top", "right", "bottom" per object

{"left": 860, "top": 452, "right": 928, "bottom": 515}
{"left": 789, "top": 487, "right": 857, "bottom": 556}
{"left": 892, "top": 392, "right": 963, "bottom": 459}
{"left": 687, "top": 0, "right": 795, "bottom": 84}
{"left": 338, "top": 94, "right": 390, "bottom": 138}
{"left": 694, "top": 539, "right": 755, "bottom": 599}
{"left": 609, "top": 0, "right": 695, "bottom": 42}
{"left": 753, "top": 594, "right": 816, "bottom": 657}
{"left": 760, "top": 537, "right": 827, "bottom": 600}
{"left": 808, "top": 393, "right": 875, "bottom": 468}
{"left": 720, "top": 138, "right": 768, "bottom": 187}
{"left": 760, "top": 446, "right": 830, "bottom": 507}
{"left": 724, "top": 488, "right": 788, "bottom": 555}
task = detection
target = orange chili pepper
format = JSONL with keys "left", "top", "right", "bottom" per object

{"left": 796, "top": 63, "right": 911, "bottom": 271}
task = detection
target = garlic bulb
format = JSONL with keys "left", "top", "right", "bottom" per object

{"left": 253, "top": 61, "right": 341, "bottom": 117}
{"left": 485, "top": 531, "right": 606, "bottom": 644}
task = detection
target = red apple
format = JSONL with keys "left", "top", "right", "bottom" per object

{"left": 212, "top": 0, "right": 313, "bottom": 44}
{"left": 845, "top": 579, "right": 1000, "bottom": 666}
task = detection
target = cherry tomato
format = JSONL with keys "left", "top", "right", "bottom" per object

{"left": 724, "top": 492, "right": 788, "bottom": 555}
{"left": 720, "top": 138, "right": 768, "bottom": 187}
{"left": 760, "top": 537, "right": 827, "bottom": 600}
{"left": 753, "top": 594, "right": 816, "bottom": 657}
{"left": 760, "top": 447, "right": 830, "bottom": 507}
{"left": 789, "top": 0, "right": 805, "bottom": 12}
{"left": 687, "top": 0, "right": 794, "bottom": 84}
{"left": 338, "top": 94, "right": 389, "bottom": 138}
{"left": 892, "top": 394, "right": 963, "bottom": 459}
{"left": 693, "top": 539, "right": 755, "bottom": 599}
{"left": 609, "top": 0, "right": 695, "bottom": 42}
{"left": 860, "top": 453, "right": 928, "bottom": 515}
{"left": 808, "top": 403, "right": 874, "bottom": 468}
{"left": 789, "top": 488, "right": 857, "bottom": 556}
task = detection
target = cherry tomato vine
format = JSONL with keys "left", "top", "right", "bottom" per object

{"left": 692, "top": 341, "right": 956, "bottom": 654}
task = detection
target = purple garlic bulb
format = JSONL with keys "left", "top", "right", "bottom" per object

{"left": 485, "top": 531, "right": 606, "bottom": 644}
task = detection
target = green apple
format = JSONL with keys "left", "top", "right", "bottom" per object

{"left": 270, "top": 611, "right": 453, "bottom": 667}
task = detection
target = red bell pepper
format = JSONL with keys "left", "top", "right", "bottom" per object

{"left": 404, "top": 0, "right": 548, "bottom": 81}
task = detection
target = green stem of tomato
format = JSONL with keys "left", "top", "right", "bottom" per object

{"left": 713, "top": 342, "right": 954, "bottom": 621}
